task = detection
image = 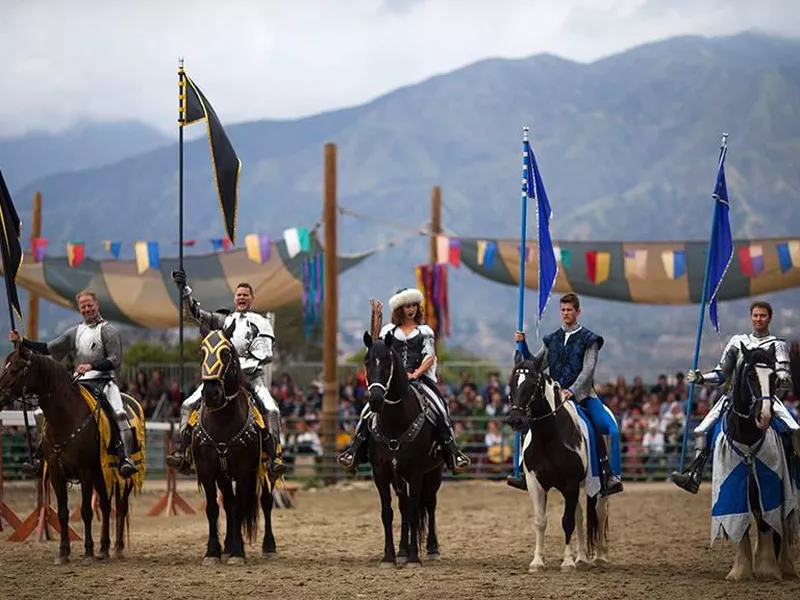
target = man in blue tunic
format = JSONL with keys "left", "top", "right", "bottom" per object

{"left": 506, "top": 293, "right": 623, "bottom": 496}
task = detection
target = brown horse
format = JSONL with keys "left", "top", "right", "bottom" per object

{"left": 193, "top": 320, "right": 275, "bottom": 565}
{"left": 0, "top": 344, "right": 145, "bottom": 564}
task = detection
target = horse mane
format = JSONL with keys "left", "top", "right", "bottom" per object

{"left": 23, "top": 350, "right": 77, "bottom": 393}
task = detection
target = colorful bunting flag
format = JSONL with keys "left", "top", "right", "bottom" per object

{"left": 661, "top": 250, "right": 686, "bottom": 280}
{"left": 554, "top": 246, "right": 572, "bottom": 268}
{"left": 245, "top": 233, "right": 271, "bottom": 264}
{"left": 31, "top": 237, "right": 48, "bottom": 262}
{"left": 67, "top": 241, "right": 85, "bottom": 268}
{"left": 104, "top": 240, "right": 122, "bottom": 259}
{"left": 624, "top": 249, "right": 648, "bottom": 279}
{"left": 776, "top": 241, "right": 800, "bottom": 273}
{"left": 738, "top": 244, "right": 764, "bottom": 278}
{"left": 134, "top": 240, "right": 160, "bottom": 274}
{"left": 585, "top": 250, "right": 610, "bottom": 284}
{"left": 283, "top": 227, "right": 311, "bottom": 258}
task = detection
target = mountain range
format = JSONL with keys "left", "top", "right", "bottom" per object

{"left": 2, "top": 31, "right": 799, "bottom": 381}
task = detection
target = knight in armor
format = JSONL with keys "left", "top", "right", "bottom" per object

{"left": 8, "top": 289, "right": 138, "bottom": 478}
{"left": 671, "top": 300, "right": 800, "bottom": 494}
{"left": 507, "top": 293, "right": 624, "bottom": 497}
{"left": 336, "top": 288, "right": 471, "bottom": 474}
{"left": 165, "top": 269, "right": 285, "bottom": 477}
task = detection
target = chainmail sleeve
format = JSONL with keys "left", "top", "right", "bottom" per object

{"left": 95, "top": 322, "right": 123, "bottom": 371}
{"left": 568, "top": 341, "right": 598, "bottom": 400}
{"left": 702, "top": 337, "right": 738, "bottom": 385}
{"left": 45, "top": 326, "right": 77, "bottom": 362}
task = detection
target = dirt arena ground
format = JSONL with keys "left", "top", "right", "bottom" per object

{"left": 0, "top": 479, "right": 798, "bottom": 600}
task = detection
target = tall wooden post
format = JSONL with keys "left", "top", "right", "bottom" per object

{"left": 429, "top": 186, "right": 442, "bottom": 354}
{"left": 322, "top": 143, "right": 338, "bottom": 484}
{"left": 26, "top": 192, "right": 42, "bottom": 338}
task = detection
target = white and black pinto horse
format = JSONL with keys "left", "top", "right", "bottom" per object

{"left": 709, "top": 344, "right": 799, "bottom": 581}
{"left": 505, "top": 354, "right": 609, "bottom": 572}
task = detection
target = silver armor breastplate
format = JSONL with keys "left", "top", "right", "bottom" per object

{"left": 224, "top": 312, "right": 258, "bottom": 357}
{"left": 75, "top": 321, "right": 108, "bottom": 380}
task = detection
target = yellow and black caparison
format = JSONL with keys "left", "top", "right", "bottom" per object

{"left": 200, "top": 331, "right": 234, "bottom": 381}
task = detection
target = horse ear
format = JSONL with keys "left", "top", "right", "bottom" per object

{"left": 513, "top": 350, "right": 524, "bottom": 366}
{"left": 223, "top": 318, "right": 236, "bottom": 340}
{"left": 385, "top": 330, "right": 395, "bottom": 348}
{"left": 198, "top": 320, "right": 210, "bottom": 339}
{"left": 739, "top": 342, "right": 749, "bottom": 359}
{"left": 363, "top": 331, "right": 372, "bottom": 348}
{"left": 16, "top": 342, "right": 29, "bottom": 358}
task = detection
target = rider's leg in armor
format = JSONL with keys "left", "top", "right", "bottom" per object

{"left": 337, "top": 403, "right": 371, "bottom": 472}
{"left": 104, "top": 381, "right": 138, "bottom": 478}
{"left": 165, "top": 384, "right": 203, "bottom": 474}
{"left": 670, "top": 395, "right": 726, "bottom": 494}
{"left": 20, "top": 408, "right": 46, "bottom": 477}
{"left": 772, "top": 398, "right": 800, "bottom": 473}
{"left": 419, "top": 380, "right": 470, "bottom": 474}
{"left": 246, "top": 378, "right": 286, "bottom": 477}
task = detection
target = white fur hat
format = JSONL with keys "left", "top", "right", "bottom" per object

{"left": 389, "top": 287, "right": 424, "bottom": 311}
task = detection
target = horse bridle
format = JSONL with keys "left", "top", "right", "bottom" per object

{"left": 366, "top": 353, "right": 400, "bottom": 405}
{"left": 510, "top": 366, "right": 566, "bottom": 423}
{"left": 731, "top": 359, "right": 775, "bottom": 420}
{"left": 200, "top": 336, "right": 240, "bottom": 413}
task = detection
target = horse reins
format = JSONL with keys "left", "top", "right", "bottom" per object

{"left": 511, "top": 368, "right": 566, "bottom": 423}
{"left": 366, "top": 356, "right": 400, "bottom": 404}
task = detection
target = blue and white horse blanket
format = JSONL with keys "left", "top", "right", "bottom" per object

{"left": 710, "top": 414, "right": 800, "bottom": 545}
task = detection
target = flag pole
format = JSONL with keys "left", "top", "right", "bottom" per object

{"left": 512, "top": 126, "right": 530, "bottom": 478}
{"left": 679, "top": 132, "right": 729, "bottom": 472}
{"left": 177, "top": 58, "right": 186, "bottom": 398}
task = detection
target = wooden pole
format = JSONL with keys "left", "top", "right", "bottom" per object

{"left": 322, "top": 143, "right": 338, "bottom": 484}
{"left": 429, "top": 186, "right": 442, "bottom": 354}
{"left": 26, "top": 191, "right": 42, "bottom": 338}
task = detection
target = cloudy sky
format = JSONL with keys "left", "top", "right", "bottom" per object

{"left": 2, "top": 0, "right": 798, "bottom": 138}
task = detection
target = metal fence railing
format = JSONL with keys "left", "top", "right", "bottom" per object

{"left": 1, "top": 415, "right": 702, "bottom": 485}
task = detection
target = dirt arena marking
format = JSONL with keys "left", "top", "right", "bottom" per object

{"left": 0, "top": 480, "right": 797, "bottom": 599}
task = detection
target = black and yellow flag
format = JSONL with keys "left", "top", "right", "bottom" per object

{"left": 0, "top": 169, "right": 23, "bottom": 323}
{"left": 181, "top": 72, "right": 241, "bottom": 244}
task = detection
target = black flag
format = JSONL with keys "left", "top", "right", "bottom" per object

{"left": 182, "top": 73, "right": 241, "bottom": 244}
{"left": 0, "top": 169, "right": 23, "bottom": 324}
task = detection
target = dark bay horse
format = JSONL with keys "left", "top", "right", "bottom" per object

{"left": 712, "top": 344, "right": 798, "bottom": 581}
{"left": 505, "top": 354, "right": 608, "bottom": 572}
{"left": 0, "top": 344, "right": 145, "bottom": 564}
{"left": 193, "top": 320, "right": 276, "bottom": 565}
{"left": 362, "top": 331, "right": 443, "bottom": 568}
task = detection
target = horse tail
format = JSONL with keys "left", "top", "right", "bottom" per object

{"left": 415, "top": 482, "right": 429, "bottom": 555}
{"left": 586, "top": 492, "right": 599, "bottom": 557}
{"left": 242, "top": 473, "right": 260, "bottom": 545}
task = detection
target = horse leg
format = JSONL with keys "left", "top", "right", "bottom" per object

{"left": 777, "top": 528, "right": 798, "bottom": 577}
{"left": 375, "top": 471, "right": 396, "bottom": 567}
{"left": 593, "top": 496, "right": 610, "bottom": 567}
{"left": 218, "top": 478, "right": 234, "bottom": 561}
{"left": 425, "top": 474, "right": 440, "bottom": 560}
{"left": 726, "top": 527, "right": 754, "bottom": 581}
{"left": 50, "top": 472, "right": 71, "bottom": 565}
{"left": 397, "top": 491, "right": 409, "bottom": 565}
{"left": 228, "top": 474, "right": 258, "bottom": 565}
{"left": 753, "top": 520, "right": 782, "bottom": 580}
{"left": 79, "top": 478, "right": 95, "bottom": 561}
{"left": 261, "top": 479, "right": 277, "bottom": 557}
{"left": 114, "top": 482, "right": 131, "bottom": 560}
{"left": 406, "top": 476, "right": 425, "bottom": 567}
{"left": 573, "top": 493, "right": 591, "bottom": 569}
{"left": 202, "top": 482, "right": 223, "bottom": 566}
{"left": 93, "top": 476, "right": 111, "bottom": 560}
{"left": 527, "top": 473, "right": 547, "bottom": 572}
{"left": 560, "top": 486, "right": 579, "bottom": 571}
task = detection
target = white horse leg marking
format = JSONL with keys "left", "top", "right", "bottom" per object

{"left": 726, "top": 529, "right": 754, "bottom": 581}
{"left": 593, "top": 496, "right": 610, "bottom": 567}
{"left": 527, "top": 472, "right": 547, "bottom": 573}
{"left": 753, "top": 526, "right": 782, "bottom": 580}
{"left": 574, "top": 493, "right": 591, "bottom": 569}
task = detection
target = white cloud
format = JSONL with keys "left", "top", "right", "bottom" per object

{"left": 1, "top": 0, "right": 798, "bottom": 137}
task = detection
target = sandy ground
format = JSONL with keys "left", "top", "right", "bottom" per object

{"left": 0, "top": 478, "right": 798, "bottom": 600}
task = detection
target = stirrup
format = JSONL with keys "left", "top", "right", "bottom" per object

{"left": 337, "top": 450, "right": 357, "bottom": 471}
{"left": 20, "top": 459, "right": 44, "bottom": 478}
{"left": 118, "top": 457, "right": 138, "bottom": 478}
{"left": 270, "top": 455, "right": 286, "bottom": 477}
{"left": 506, "top": 474, "right": 527, "bottom": 491}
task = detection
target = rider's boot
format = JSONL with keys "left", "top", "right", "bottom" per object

{"left": 166, "top": 424, "right": 195, "bottom": 475}
{"left": 670, "top": 434, "right": 710, "bottom": 494}
{"left": 20, "top": 411, "right": 45, "bottom": 478}
{"left": 115, "top": 418, "right": 139, "bottom": 478}
{"left": 436, "top": 414, "right": 471, "bottom": 474}
{"left": 337, "top": 418, "right": 370, "bottom": 472}
{"left": 595, "top": 435, "right": 623, "bottom": 497}
{"left": 260, "top": 423, "right": 286, "bottom": 478}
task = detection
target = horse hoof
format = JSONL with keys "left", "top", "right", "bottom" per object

{"left": 97, "top": 551, "right": 110, "bottom": 561}
{"left": 593, "top": 557, "right": 609, "bottom": 569}
{"left": 82, "top": 556, "right": 95, "bottom": 565}
{"left": 202, "top": 557, "right": 221, "bottom": 566}
{"left": 54, "top": 556, "right": 69, "bottom": 566}
{"left": 262, "top": 551, "right": 277, "bottom": 559}
{"left": 395, "top": 556, "right": 407, "bottom": 566}
{"left": 379, "top": 560, "right": 395, "bottom": 569}
{"left": 560, "top": 562, "right": 576, "bottom": 572}
{"left": 114, "top": 551, "right": 126, "bottom": 561}
{"left": 221, "top": 553, "right": 230, "bottom": 562}
{"left": 528, "top": 561, "right": 544, "bottom": 573}
{"left": 227, "top": 556, "right": 245, "bottom": 566}
{"left": 575, "top": 558, "right": 592, "bottom": 570}
{"left": 405, "top": 560, "right": 421, "bottom": 569}
{"left": 427, "top": 552, "right": 440, "bottom": 561}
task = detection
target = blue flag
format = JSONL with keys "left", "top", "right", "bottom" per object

{"left": 523, "top": 140, "right": 558, "bottom": 321}
{"left": 706, "top": 146, "right": 733, "bottom": 333}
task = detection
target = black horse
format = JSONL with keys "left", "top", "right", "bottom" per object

{"left": 362, "top": 331, "right": 443, "bottom": 567}
{"left": 713, "top": 344, "right": 798, "bottom": 581}
{"left": 192, "top": 320, "right": 277, "bottom": 565}
{"left": 505, "top": 354, "right": 608, "bottom": 572}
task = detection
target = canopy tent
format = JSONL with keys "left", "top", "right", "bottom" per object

{"left": 457, "top": 236, "right": 800, "bottom": 304}
{"left": 7, "top": 236, "right": 373, "bottom": 329}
